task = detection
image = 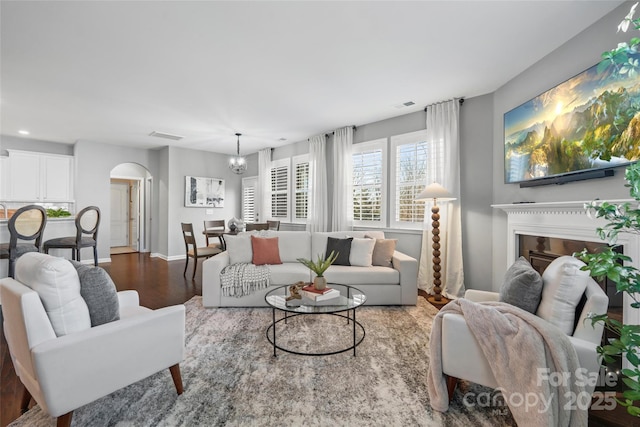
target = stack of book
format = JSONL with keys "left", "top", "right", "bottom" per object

{"left": 301, "top": 284, "right": 340, "bottom": 302}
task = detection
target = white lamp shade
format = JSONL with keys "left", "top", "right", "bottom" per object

{"left": 415, "top": 182, "right": 456, "bottom": 201}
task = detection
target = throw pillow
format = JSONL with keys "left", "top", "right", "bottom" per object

{"left": 251, "top": 236, "right": 283, "bottom": 265}
{"left": 225, "top": 234, "right": 253, "bottom": 264}
{"left": 15, "top": 252, "right": 91, "bottom": 337}
{"left": 365, "top": 235, "right": 397, "bottom": 268}
{"left": 349, "top": 238, "right": 376, "bottom": 267}
{"left": 498, "top": 256, "right": 543, "bottom": 314}
{"left": 536, "top": 256, "right": 590, "bottom": 335}
{"left": 326, "top": 237, "right": 353, "bottom": 266}
{"left": 70, "top": 261, "right": 120, "bottom": 327}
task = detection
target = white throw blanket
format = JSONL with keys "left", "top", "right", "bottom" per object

{"left": 428, "top": 299, "right": 588, "bottom": 427}
{"left": 220, "top": 263, "right": 270, "bottom": 298}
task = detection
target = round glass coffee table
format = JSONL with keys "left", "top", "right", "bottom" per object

{"left": 264, "top": 284, "right": 366, "bottom": 357}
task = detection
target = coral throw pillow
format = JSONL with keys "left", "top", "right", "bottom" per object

{"left": 251, "top": 236, "right": 282, "bottom": 265}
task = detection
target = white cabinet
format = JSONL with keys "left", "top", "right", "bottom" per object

{"left": 42, "top": 155, "right": 73, "bottom": 201}
{"left": 3, "top": 150, "right": 74, "bottom": 202}
{"left": 0, "top": 156, "right": 9, "bottom": 200}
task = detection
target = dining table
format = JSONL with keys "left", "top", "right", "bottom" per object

{"left": 202, "top": 228, "right": 239, "bottom": 251}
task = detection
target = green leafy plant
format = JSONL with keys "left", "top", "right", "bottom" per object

{"left": 574, "top": 3, "right": 640, "bottom": 416}
{"left": 45, "top": 208, "right": 71, "bottom": 218}
{"left": 296, "top": 251, "right": 338, "bottom": 277}
{"left": 577, "top": 166, "right": 640, "bottom": 416}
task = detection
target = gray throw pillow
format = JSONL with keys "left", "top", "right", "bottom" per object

{"left": 325, "top": 237, "right": 353, "bottom": 266}
{"left": 499, "top": 256, "right": 543, "bottom": 314}
{"left": 70, "top": 261, "right": 120, "bottom": 326}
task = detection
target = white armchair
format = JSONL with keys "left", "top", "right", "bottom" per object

{"left": 1, "top": 271, "right": 185, "bottom": 426}
{"left": 440, "top": 256, "right": 609, "bottom": 399}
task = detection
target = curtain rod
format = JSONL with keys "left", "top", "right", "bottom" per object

{"left": 423, "top": 98, "right": 464, "bottom": 112}
{"left": 323, "top": 125, "right": 357, "bottom": 139}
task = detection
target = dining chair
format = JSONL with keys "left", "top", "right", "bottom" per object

{"left": 181, "top": 223, "right": 221, "bottom": 280}
{"left": 203, "top": 220, "right": 225, "bottom": 248}
{"left": 0, "top": 205, "right": 48, "bottom": 278}
{"left": 43, "top": 206, "right": 101, "bottom": 266}
{"left": 246, "top": 223, "right": 269, "bottom": 231}
{"left": 267, "top": 220, "right": 280, "bottom": 231}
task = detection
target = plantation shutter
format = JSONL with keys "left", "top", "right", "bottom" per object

{"left": 242, "top": 176, "right": 257, "bottom": 222}
{"left": 395, "top": 140, "right": 428, "bottom": 223}
{"left": 352, "top": 148, "right": 383, "bottom": 222}
{"left": 294, "top": 160, "right": 309, "bottom": 221}
{"left": 270, "top": 162, "right": 289, "bottom": 220}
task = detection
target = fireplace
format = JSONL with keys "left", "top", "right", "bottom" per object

{"left": 494, "top": 200, "right": 640, "bottom": 381}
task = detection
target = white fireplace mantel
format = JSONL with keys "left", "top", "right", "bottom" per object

{"left": 492, "top": 199, "right": 639, "bottom": 327}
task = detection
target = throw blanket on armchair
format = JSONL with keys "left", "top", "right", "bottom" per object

{"left": 427, "top": 299, "right": 587, "bottom": 427}
{"left": 220, "top": 263, "right": 271, "bottom": 298}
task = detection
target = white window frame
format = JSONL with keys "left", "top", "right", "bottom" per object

{"left": 292, "top": 154, "right": 309, "bottom": 225}
{"left": 269, "top": 158, "right": 290, "bottom": 222}
{"left": 352, "top": 138, "right": 387, "bottom": 228}
{"left": 241, "top": 176, "right": 257, "bottom": 223}
{"left": 390, "top": 129, "right": 430, "bottom": 230}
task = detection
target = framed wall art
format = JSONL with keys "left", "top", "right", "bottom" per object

{"left": 185, "top": 176, "right": 225, "bottom": 207}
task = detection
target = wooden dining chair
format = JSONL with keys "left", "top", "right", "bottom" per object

{"left": 246, "top": 222, "right": 269, "bottom": 231}
{"left": 0, "top": 205, "right": 47, "bottom": 278}
{"left": 267, "top": 220, "right": 280, "bottom": 231}
{"left": 44, "top": 206, "right": 101, "bottom": 265}
{"left": 203, "top": 220, "right": 225, "bottom": 248}
{"left": 181, "top": 223, "right": 221, "bottom": 280}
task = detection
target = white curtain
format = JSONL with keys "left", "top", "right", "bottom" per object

{"left": 257, "top": 148, "right": 272, "bottom": 222}
{"left": 331, "top": 126, "right": 353, "bottom": 231}
{"left": 418, "top": 100, "right": 465, "bottom": 298}
{"left": 306, "top": 135, "right": 328, "bottom": 232}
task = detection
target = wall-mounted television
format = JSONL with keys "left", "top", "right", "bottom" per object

{"left": 504, "top": 54, "right": 640, "bottom": 187}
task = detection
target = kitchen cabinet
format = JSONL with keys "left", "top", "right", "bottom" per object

{"left": 2, "top": 150, "right": 74, "bottom": 202}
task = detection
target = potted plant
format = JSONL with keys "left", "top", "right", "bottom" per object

{"left": 296, "top": 251, "right": 338, "bottom": 290}
{"left": 575, "top": 3, "right": 640, "bottom": 417}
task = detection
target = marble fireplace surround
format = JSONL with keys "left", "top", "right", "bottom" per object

{"left": 493, "top": 200, "right": 640, "bottom": 328}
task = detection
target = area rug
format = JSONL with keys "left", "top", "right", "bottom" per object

{"left": 11, "top": 297, "right": 516, "bottom": 426}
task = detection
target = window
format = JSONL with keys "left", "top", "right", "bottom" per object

{"left": 390, "top": 130, "right": 429, "bottom": 229}
{"left": 270, "top": 159, "right": 289, "bottom": 220}
{"left": 292, "top": 155, "right": 309, "bottom": 224}
{"left": 352, "top": 139, "right": 387, "bottom": 227}
{"left": 242, "top": 176, "right": 257, "bottom": 222}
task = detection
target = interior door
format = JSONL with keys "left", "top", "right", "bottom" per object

{"left": 130, "top": 181, "right": 140, "bottom": 251}
{"left": 110, "top": 181, "right": 129, "bottom": 247}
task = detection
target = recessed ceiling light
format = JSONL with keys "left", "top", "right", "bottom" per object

{"left": 18, "top": 130, "right": 30, "bottom": 135}
{"left": 149, "top": 131, "right": 184, "bottom": 141}
{"left": 278, "top": 137, "right": 287, "bottom": 142}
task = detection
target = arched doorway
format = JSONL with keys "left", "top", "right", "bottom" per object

{"left": 110, "top": 163, "right": 152, "bottom": 255}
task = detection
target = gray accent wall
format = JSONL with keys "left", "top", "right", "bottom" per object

{"left": 490, "top": 1, "right": 634, "bottom": 288}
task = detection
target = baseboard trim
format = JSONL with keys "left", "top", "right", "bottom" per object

{"left": 151, "top": 253, "right": 185, "bottom": 262}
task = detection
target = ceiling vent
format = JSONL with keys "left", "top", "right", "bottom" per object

{"left": 394, "top": 101, "right": 416, "bottom": 109}
{"left": 149, "top": 131, "right": 184, "bottom": 141}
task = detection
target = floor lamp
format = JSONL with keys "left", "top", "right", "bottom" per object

{"left": 416, "top": 183, "right": 456, "bottom": 306}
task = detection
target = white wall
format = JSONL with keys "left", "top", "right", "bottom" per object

{"left": 490, "top": 1, "right": 635, "bottom": 287}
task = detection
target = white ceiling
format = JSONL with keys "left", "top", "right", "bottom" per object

{"left": 0, "top": 0, "right": 624, "bottom": 156}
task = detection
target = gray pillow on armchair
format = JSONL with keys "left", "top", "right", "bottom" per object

{"left": 498, "top": 256, "right": 543, "bottom": 314}
{"left": 70, "top": 260, "right": 120, "bottom": 326}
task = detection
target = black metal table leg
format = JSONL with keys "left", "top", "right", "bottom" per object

{"left": 353, "top": 308, "right": 357, "bottom": 357}
{"left": 272, "top": 307, "right": 277, "bottom": 357}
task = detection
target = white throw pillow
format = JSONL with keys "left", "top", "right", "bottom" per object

{"left": 15, "top": 252, "right": 91, "bottom": 337}
{"left": 536, "top": 256, "right": 590, "bottom": 335}
{"left": 349, "top": 238, "right": 376, "bottom": 267}
{"left": 224, "top": 234, "right": 253, "bottom": 264}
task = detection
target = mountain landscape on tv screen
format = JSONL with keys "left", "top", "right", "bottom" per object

{"left": 504, "top": 66, "right": 640, "bottom": 183}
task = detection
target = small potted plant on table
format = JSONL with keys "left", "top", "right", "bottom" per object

{"left": 296, "top": 251, "right": 338, "bottom": 290}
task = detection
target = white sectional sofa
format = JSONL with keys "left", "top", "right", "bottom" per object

{"left": 202, "top": 231, "right": 418, "bottom": 307}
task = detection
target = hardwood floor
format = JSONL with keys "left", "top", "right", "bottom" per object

{"left": 0, "top": 253, "right": 200, "bottom": 427}
{"left": 0, "top": 254, "right": 636, "bottom": 426}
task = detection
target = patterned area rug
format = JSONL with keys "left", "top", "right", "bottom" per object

{"left": 11, "top": 297, "right": 516, "bottom": 426}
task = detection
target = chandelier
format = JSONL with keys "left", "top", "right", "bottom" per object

{"left": 229, "top": 133, "right": 247, "bottom": 174}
